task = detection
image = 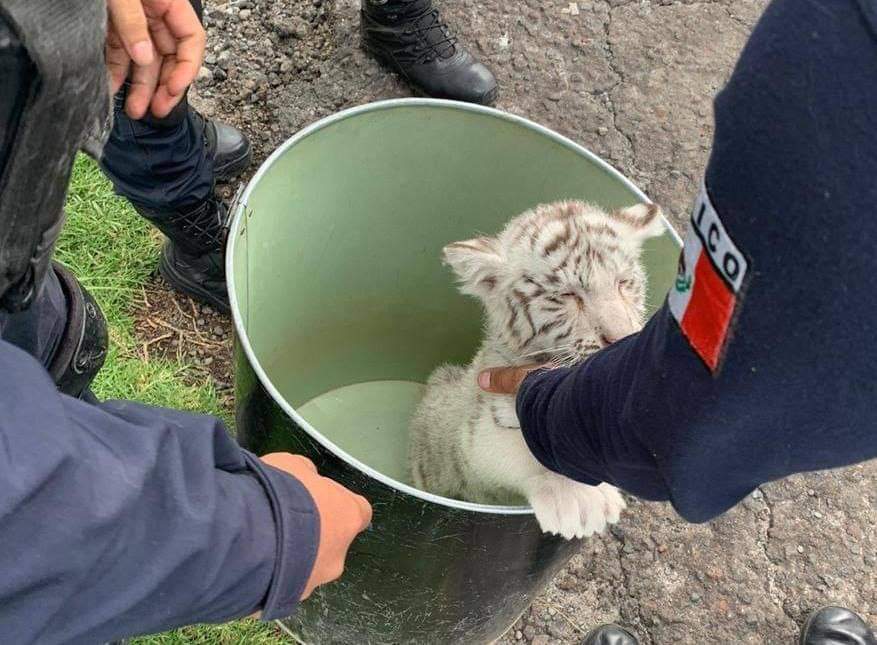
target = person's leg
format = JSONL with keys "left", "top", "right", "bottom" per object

{"left": 101, "top": 91, "right": 216, "bottom": 213}
{"left": 101, "top": 88, "right": 233, "bottom": 312}
{"left": 0, "top": 263, "right": 108, "bottom": 399}
{"left": 800, "top": 607, "right": 876, "bottom": 645}
{"left": 99, "top": 0, "right": 250, "bottom": 313}
{"left": 0, "top": 7, "right": 106, "bottom": 398}
{"left": 360, "top": 0, "right": 498, "bottom": 105}
{"left": 0, "top": 268, "right": 67, "bottom": 369}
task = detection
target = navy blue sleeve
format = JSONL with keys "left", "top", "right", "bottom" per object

{"left": 517, "top": 0, "right": 877, "bottom": 522}
{"left": 0, "top": 340, "right": 319, "bottom": 645}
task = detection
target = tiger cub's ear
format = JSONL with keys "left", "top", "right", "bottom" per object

{"left": 442, "top": 236, "right": 504, "bottom": 299}
{"left": 612, "top": 203, "right": 666, "bottom": 242}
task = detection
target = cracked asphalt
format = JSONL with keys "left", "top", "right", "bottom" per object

{"left": 190, "top": 0, "right": 876, "bottom": 642}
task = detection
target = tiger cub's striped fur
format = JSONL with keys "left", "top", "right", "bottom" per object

{"left": 408, "top": 200, "right": 665, "bottom": 539}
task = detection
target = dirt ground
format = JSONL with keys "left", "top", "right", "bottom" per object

{"left": 135, "top": 0, "right": 876, "bottom": 642}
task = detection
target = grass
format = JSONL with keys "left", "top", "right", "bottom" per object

{"left": 132, "top": 620, "right": 290, "bottom": 645}
{"left": 61, "top": 156, "right": 288, "bottom": 644}
{"left": 60, "top": 156, "right": 225, "bottom": 415}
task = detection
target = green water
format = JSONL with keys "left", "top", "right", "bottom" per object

{"left": 297, "top": 380, "right": 426, "bottom": 484}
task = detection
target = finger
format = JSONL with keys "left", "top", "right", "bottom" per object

{"left": 165, "top": 30, "right": 205, "bottom": 97}
{"left": 325, "top": 558, "right": 345, "bottom": 582}
{"left": 321, "top": 479, "right": 371, "bottom": 530}
{"left": 156, "top": 0, "right": 205, "bottom": 97}
{"left": 147, "top": 13, "right": 178, "bottom": 56}
{"left": 353, "top": 494, "right": 373, "bottom": 528}
{"left": 107, "top": 0, "right": 155, "bottom": 66}
{"left": 261, "top": 453, "right": 319, "bottom": 474}
{"left": 299, "top": 577, "right": 316, "bottom": 600}
{"left": 260, "top": 452, "right": 284, "bottom": 464}
{"left": 150, "top": 57, "right": 184, "bottom": 118}
{"left": 158, "top": 52, "right": 176, "bottom": 87}
{"left": 105, "top": 28, "right": 131, "bottom": 94}
{"left": 294, "top": 455, "right": 318, "bottom": 473}
{"left": 477, "top": 365, "right": 544, "bottom": 394}
{"left": 125, "top": 55, "right": 162, "bottom": 119}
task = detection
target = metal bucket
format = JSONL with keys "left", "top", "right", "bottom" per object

{"left": 228, "top": 99, "right": 681, "bottom": 645}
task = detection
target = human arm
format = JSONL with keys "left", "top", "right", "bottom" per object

{"left": 484, "top": 0, "right": 877, "bottom": 522}
{"left": 0, "top": 339, "right": 367, "bottom": 643}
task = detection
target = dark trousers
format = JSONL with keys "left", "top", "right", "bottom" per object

{"left": 0, "top": 268, "right": 67, "bottom": 368}
{"left": 99, "top": 90, "right": 213, "bottom": 212}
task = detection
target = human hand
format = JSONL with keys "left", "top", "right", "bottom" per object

{"left": 260, "top": 453, "right": 372, "bottom": 600}
{"left": 476, "top": 364, "right": 546, "bottom": 395}
{"left": 106, "top": 0, "right": 206, "bottom": 119}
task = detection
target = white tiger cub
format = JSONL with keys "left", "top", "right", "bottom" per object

{"left": 408, "top": 200, "right": 666, "bottom": 539}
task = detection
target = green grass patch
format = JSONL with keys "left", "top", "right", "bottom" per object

{"left": 62, "top": 156, "right": 286, "bottom": 643}
{"left": 60, "top": 156, "right": 226, "bottom": 418}
{"left": 132, "top": 619, "right": 290, "bottom": 645}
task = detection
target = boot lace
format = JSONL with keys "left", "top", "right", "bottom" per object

{"left": 403, "top": 9, "right": 457, "bottom": 63}
{"left": 170, "top": 199, "right": 228, "bottom": 253}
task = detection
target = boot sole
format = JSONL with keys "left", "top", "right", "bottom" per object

{"left": 158, "top": 250, "right": 231, "bottom": 315}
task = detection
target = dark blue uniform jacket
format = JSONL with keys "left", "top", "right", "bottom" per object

{"left": 519, "top": 0, "right": 877, "bottom": 522}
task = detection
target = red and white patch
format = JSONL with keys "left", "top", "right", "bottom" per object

{"left": 668, "top": 183, "right": 748, "bottom": 372}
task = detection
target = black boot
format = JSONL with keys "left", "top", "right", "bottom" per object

{"left": 581, "top": 624, "right": 639, "bottom": 645}
{"left": 361, "top": 0, "right": 498, "bottom": 105}
{"left": 800, "top": 607, "right": 877, "bottom": 645}
{"left": 192, "top": 109, "right": 252, "bottom": 182}
{"left": 102, "top": 93, "right": 251, "bottom": 312}
{"left": 135, "top": 197, "right": 231, "bottom": 313}
{"left": 130, "top": 108, "right": 247, "bottom": 312}
{"left": 49, "top": 263, "right": 108, "bottom": 398}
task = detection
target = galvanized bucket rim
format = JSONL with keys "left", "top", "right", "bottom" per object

{"left": 227, "top": 98, "right": 681, "bottom": 515}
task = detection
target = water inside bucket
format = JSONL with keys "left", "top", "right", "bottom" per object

{"left": 296, "top": 380, "right": 426, "bottom": 485}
